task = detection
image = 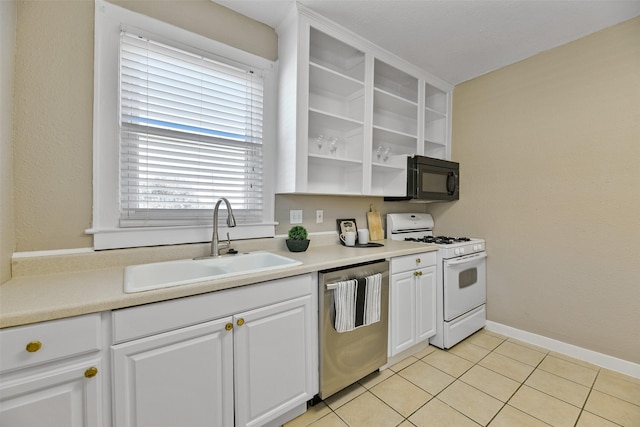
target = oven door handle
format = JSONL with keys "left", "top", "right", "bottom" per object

{"left": 446, "top": 252, "right": 487, "bottom": 266}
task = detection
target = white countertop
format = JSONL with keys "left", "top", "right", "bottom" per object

{"left": 0, "top": 239, "right": 436, "bottom": 329}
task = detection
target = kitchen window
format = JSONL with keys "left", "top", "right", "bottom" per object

{"left": 90, "top": 1, "right": 276, "bottom": 250}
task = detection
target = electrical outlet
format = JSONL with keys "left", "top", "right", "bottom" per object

{"left": 316, "top": 210, "right": 323, "bottom": 223}
{"left": 290, "top": 210, "right": 303, "bottom": 224}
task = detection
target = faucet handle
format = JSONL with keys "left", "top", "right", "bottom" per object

{"left": 218, "top": 232, "right": 231, "bottom": 249}
{"left": 219, "top": 232, "right": 238, "bottom": 255}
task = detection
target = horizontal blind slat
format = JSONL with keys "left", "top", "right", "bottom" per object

{"left": 119, "top": 31, "right": 264, "bottom": 226}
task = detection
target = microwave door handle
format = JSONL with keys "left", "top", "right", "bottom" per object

{"left": 447, "top": 252, "right": 487, "bottom": 266}
{"left": 446, "top": 172, "right": 457, "bottom": 195}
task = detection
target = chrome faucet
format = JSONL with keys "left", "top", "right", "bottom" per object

{"left": 211, "top": 197, "right": 236, "bottom": 257}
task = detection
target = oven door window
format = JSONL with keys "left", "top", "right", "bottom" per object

{"left": 443, "top": 254, "right": 486, "bottom": 321}
{"left": 459, "top": 269, "right": 477, "bottom": 288}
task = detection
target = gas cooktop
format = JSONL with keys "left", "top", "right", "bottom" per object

{"left": 387, "top": 213, "right": 485, "bottom": 257}
{"left": 404, "top": 236, "right": 472, "bottom": 245}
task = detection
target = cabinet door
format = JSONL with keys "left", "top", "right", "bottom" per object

{"left": 389, "top": 271, "right": 417, "bottom": 357}
{"left": 416, "top": 266, "right": 437, "bottom": 342}
{"left": 112, "top": 318, "right": 233, "bottom": 427}
{"left": 0, "top": 358, "right": 104, "bottom": 427}
{"left": 234, "top": 295, "right": 314, "bottom": 427}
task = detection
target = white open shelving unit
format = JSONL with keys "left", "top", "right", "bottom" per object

{"left": 276, "top": 5, "right": 452, "bottom": 196}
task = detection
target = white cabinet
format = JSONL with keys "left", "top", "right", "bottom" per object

{"left": 0, "top": 313, "right": 107, "bottom": 427}
{"left": 277, "top": 20, "right": 368, "bottom": 195}
{"left": 276, "top": 6, "right": 452, "bottom": 196}
{"left": 0, "top": 358, "right": 106, "bottom": 427}
{"left": 234, "top": 295, "right": 314, "bottom": 427}
{"left": 372, "top": 59, "right": 418, "bottom": 196}
{"left": 112, "top": 318, "right": 234, "bottom": 427}
{"left": 306, "top": 28, "right": 367, "bottom": 195}
{"left": 424, "top": 82, "right": 449, "bottom": 159}
{"left": 389, "top": 252, "right": 437, "bottom": 357}
{"left": 111, "top": 274, "right": 317, "bottom": 427}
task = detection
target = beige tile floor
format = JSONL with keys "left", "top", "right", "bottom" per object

{"left": 285, "top": 329, "right": 640, "bottom": 427}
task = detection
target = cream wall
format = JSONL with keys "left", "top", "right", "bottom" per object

{"left": 1, "top": 0, "right": 17, "bottom": 283}
{"left": 110, "top": 0, "right": 277, "bottom": 62}
{"left": 274, "top": 194, "right": 421, "bottom": 237}
{"left": 428, "top": 17, "right": 640, "bottom": 363}
{"left": 13, "top": 0, "right": 95, "bottom": 255}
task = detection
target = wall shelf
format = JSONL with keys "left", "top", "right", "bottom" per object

{"left": 276, "top": 6, "right": 452, "bottom": 196}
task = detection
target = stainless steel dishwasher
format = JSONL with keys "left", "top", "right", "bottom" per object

{"left": 318, "top": 260, "right": 389, "bottom": 400}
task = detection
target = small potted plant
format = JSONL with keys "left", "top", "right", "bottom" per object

{"left": 286, "top": 225, "right": 310, "bottom": 252}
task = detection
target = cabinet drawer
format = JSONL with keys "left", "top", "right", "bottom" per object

{"left": 0, "top": 313, "right": 102, "bottom": 373}
{"left": 391, "top": 252, "right": 437, "bottom": 274}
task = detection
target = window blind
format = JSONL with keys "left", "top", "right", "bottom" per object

{"left": 119, "top": 31, "right": 264, "bottom": 227}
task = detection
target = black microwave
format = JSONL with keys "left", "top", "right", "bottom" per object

{"left": 385, "top": 155, "right": 459, "bottom": 202}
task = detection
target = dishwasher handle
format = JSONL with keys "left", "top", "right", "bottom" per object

{"left": 320, "top": 259, "right": 388, "bottom": 291}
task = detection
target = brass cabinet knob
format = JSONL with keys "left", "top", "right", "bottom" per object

{"left": 416, "top": 258, "right": 421, "bottom": 264}
{"left": 225, "top": 323, "right": 233, "bottom": 331}
{"left": 236, "top": 318, "right": 245, "bottom": 327}
{"left": 25, "top": 341, "right": 42, "bottom": 353}
{"left": 84, "top": 367, "right": 98, "bottom": 378}
{"left": 414, "top": 271, "right": 423, "bottom": 277}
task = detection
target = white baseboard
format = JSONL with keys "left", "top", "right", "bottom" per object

{"left": 486, "top": 321, "right": 640, "bottom": 379}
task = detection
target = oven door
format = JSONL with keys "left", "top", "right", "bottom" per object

{"left": 443, "top": 252, "right": 487, "bottom": 321}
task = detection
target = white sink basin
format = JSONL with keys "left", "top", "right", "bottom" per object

{"left": 124, "top": 251, "right": 302, "bottom": 293}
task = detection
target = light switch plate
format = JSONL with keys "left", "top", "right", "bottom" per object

{"left": 290, "top": 210, "right": 303, "bottom": 224}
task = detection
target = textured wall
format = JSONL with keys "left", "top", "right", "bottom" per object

{"left": 1, "top": 0, "right": 17, "bottom": 282}
{"left": 428, "top": 17, "right": 640, "bottom": 363}
{"left": 274, "top": 194, "right": 422, "bottom": 237}
{"left": 13, "top": 0, "right": 95, "bottom": 253}
{"left": 110, "top": 0, "right": 277, "bottom": 61}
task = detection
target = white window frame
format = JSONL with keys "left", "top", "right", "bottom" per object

{"left": 89, "top": 0, "right": 276, "bottom": 250}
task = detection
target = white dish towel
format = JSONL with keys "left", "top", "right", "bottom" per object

{"left": 334, "top": 279, "right": 356, "bottom": 333}
{"left": 364, "top": 273, "right": 381, "bottom": 325}
{"left": 334, "top": 273, "right": 382, "bottom": 333}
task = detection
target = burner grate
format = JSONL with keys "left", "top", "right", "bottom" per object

{"left": 404, "top": 236, "right": 471, "bottom": 245}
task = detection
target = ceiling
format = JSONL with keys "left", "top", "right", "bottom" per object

{"left": 214, "top": 0, "right": 640, "bottom": 85}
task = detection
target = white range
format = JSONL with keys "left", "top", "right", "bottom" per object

{"left": 387, "top": 213, "right": 487, "bottom": 349}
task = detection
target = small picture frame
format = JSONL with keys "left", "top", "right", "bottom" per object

{"left": 336, "top": 218, "right": 358, "bottom": 235}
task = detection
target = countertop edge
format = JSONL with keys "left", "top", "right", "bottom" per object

{"left": 1, "top": 241, "right": 437, "bottom": 329}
